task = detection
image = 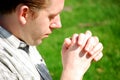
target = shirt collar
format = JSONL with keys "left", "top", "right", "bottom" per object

{"left": 0, "top": 26, "right": 21, "bottom": 48}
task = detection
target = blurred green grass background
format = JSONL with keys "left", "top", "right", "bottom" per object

{"left": 37, "top": 0, "right": 120, "bottom": 80}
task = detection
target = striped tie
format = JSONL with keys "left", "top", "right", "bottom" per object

{"left": 18, "top": 42, "right": 52, "bottom": 80}
{"left": 36, "top": 64, "right": 52, "bottom": 80}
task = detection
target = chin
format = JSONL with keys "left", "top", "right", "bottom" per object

{"left": 27, "top": 40, "right": 42, "bottom": 46}
{"left": 35, "top": 40, "right": 42, "bottom": 46}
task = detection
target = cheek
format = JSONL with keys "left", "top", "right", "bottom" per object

{"left": 37, "top": 19, "right": 50, "bottom": 32}
{"left": 32, "top": 15, "right": 50, "bottom": 36}
{"left": 33, "top": 23, "right": 49, "bottom": 37}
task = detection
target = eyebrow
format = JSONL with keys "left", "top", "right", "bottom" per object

{"left": 50, "top": 8, "right": 63, "bottom": 17}
{"left": 45, "top": 6, "right": 63, "bottom": 18}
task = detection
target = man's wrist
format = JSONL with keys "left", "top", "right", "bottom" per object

{"left": 61, "top": 69, "right": 83, "bottom": 80}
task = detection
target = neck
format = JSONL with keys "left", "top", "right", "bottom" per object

{"left": 0, "top": 13, "right": 21, "bottom": 39}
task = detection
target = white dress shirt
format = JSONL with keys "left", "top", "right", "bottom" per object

{"left": 0, "top": 26, "right": 50, "bottom": 80}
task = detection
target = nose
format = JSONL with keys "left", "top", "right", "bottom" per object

{"left": 50, "top": 15, "right": 62, "bottom": 29}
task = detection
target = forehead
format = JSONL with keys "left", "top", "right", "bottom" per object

{"left": 45, "top": 0, "right": 64, "bottom": 14}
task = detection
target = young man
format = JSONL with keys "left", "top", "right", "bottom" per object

{"left": 0, "top": 0, "right": 103, "bottom": 80}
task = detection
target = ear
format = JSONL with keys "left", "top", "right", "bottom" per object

{"left": 17, "top": 5, "right": 30, "bottom": 25}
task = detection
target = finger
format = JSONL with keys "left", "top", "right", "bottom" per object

{"left": 85, "top": 36, "right": 99, "bottom": 53}
{"left": 93, "top": 52, "right": 103, "bottom": 61}
{"left": 83, "top": 30, "right": 92, "bottom": 45}
{"left": 62, "top": 38, "right": 71, "bottom": 53}
{"left": 78, "top": 31, "right": 92, "bottom": 46}
{"left": 89, "top": 42, "right": 103, "bottom": 55}
{"left": 64, "top": 38, "right": 72, "bottom": 49}
{"left": 85, "top": 30, "right": 92, "bottom": 37}
{"left": 71, "top": 33, "right": 79, "bottom": 45}
{"left": 62, "top": 34, "right": 79, "bottom": 53}
{"left": 89, "top": 50, "right": 102, "bottom": 61}
{"left": 77, "top": 33, "right": 85, "bottom": 46}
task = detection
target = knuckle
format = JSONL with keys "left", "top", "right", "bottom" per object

{"left": 79, "top": 33, "right": 85, "bottom": 36}
{"left": 73, "top": 33, "right": 78, "bottom": 37}
{"left": 88, "top": 37, "right": 95, "bottom": 43}
{"left": 64, "top": 38, "right": 69, "bottom": 42}
{"left": 99, "top": 42, "right": 103, "bottom": 47}
{"left": 85, "top": 30, "right": 92, "bottom": 36}
{"left": 86, "top": 30, "right": 92, "bottom": 33}
{"left": 94, "top": 36, "right": 99, "bottom": 42}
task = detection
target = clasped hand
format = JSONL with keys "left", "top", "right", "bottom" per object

{"left": 61, "top": 30, "right": 103, "bottom": 79}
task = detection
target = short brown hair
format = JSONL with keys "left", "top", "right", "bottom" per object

{"left": 0, "top": 0, "right": 49, "bottom": 15}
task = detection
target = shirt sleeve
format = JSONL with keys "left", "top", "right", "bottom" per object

{"left": 0, "top": 62, "right": 18, "bottom": 80}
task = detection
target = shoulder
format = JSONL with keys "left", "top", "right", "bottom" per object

{"left": 0, "top": 42, "right": 18, "bottom": 80}
{"left": 0, "top": 38, "right": 5, "bottom": 51}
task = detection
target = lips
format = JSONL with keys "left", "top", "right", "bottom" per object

{"left": 43, "top": 33, "right": 51, "bottom": 38}
{"left": 46, "top": 32, "right": 52, "bottom": 35}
